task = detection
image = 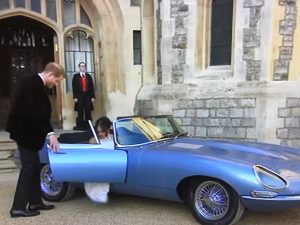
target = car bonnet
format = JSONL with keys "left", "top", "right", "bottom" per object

{"left": 153, "top": 138, "right": 300, "bottom": 180}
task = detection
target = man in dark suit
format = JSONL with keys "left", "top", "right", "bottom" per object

{"left": 72, "top": 62, "right": 95, "bottom": 130}
{"left": 6, "top": 62, "right": 65, "bottom": 218}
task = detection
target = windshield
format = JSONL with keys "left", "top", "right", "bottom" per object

{"left": 114, "top": 116, "right": 186, "bottom": 146}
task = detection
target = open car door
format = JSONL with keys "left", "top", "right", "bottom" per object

{"left": 48, "top": 144, "right": 127, "bottom": 183}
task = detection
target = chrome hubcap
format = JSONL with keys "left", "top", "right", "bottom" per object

{"left": 194, "top": 181, "right": 229, "bottom": 220}
{"left": 40, "top": 165, "right": 63, "bottom": 196}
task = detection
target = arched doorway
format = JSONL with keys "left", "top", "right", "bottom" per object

{"left": 0, "top": 16, "right": 60, "bottom": 129}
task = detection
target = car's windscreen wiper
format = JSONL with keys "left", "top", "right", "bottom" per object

{"left": 160, "top": 132, "right": 174, "bottom": 139}
{"left": 174, "top": 132, "right": 188, "bottom": 139}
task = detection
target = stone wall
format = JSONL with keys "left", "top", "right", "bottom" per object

{"left": 277, "top": 98, "right": 300, "bottom": 147}
{"left": 156, "top": 0, "right": 162, "bottom": 84}
{"left": 157, "top": 0, "right": 193, "bottom": 84}
{"left": 273, "top": 0, "right": 297, "bottom": 81}
{"left": 170, "top": 0, "right": 188, "bottom": 84}
{"left": 135, "top": 80, "right": 300, "bottom": 149}
{"left": 173, "top": 98, "right": 257, "bottom": 141}
{"left": 135, "top": 0, "right": 300, "bottom": 150}
{"left": 243, "top": 0, "right": 264, "bottom": 81}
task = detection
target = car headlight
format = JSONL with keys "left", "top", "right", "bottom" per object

{"left": 253, "top": 165, "right": 288, "bottom": 190}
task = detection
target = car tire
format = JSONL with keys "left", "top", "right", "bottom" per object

{"left": 188, "top": 179, "right": 244, "bottom": 225}
{"left": 40, "top": 164, "right": 76, "bottom": 202}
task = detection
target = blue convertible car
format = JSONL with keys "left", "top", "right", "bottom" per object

{"left": 39, "top": 115, "right": 300, "bottom": 225}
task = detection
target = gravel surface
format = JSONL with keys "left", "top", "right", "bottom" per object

{"left": 0, "top": 171, "right": 300, "bottom": 225}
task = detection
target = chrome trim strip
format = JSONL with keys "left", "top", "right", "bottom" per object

{"left": 242, "top": 195, "right": 300, "bottom": 201}
{"left": 88, "top": 119, "right": 99, "bottom": 144}
{"left": 112, "top": 120, "right": 164, "bottom": 148}
{"left": 253, "top": 164, "right": 288, "bottom": 190}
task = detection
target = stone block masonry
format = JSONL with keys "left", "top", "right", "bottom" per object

{"left": 243, "top": 0, "right": 264, "bottom": 81}
{"left": 174, "top": 98, "right": 257, "bottom": 141}
{"left": 170, "top": 0, "right": 188, "bottom": 84}
{"left": 274, "top": 0, "right": 297, "bottom": 80}
{"left": 277, "top": 98, "right": 300, "bottom": 148}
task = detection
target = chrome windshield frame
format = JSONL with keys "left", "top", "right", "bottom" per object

{"left": 112, "top": 116, "right": 183, "bottom": 148}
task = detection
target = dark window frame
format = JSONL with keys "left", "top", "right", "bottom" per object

{"left": 133, "top": 30, "right": 142, "bottom": 65}
{"left": 130, "top": 0, "right": 140, "bottom": 7}
{"left": 210, "top": 0, "right": 233, "bottom": 66}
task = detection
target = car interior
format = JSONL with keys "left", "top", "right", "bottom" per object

{"left": 58, "top": 131, "right": 94, "bottom": 144}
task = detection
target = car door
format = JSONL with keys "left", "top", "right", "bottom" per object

{"left": 48, "top": 143, "right": 127, "bottom": 183}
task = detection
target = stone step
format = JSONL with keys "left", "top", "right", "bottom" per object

{"left": 0, "top": 142, "right": 17, "bottom": 151}
{"left": 0, "top": 168, "right": 18, "bottom": 174}
{"left": 0, "top": 159, "right": 17, "bottom": 171}
{"left": 0, "top": 140, "right": 17, "bottom": 160}
{"left": 0, "top": 150, "right": 14, "bottom": 160}
{"left": 0, "top": 138, "right": 18, "bottom": 171}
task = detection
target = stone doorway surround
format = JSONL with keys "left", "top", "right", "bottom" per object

{"left": 0, "top": 16, "right": 56, "bottom": 129}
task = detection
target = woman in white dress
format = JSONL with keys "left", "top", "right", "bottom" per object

{"left": 89, "top": 116, "right": 114, "bottom": 147}
{"left": 85, "top": 116, "right": 114, "bottom": 203}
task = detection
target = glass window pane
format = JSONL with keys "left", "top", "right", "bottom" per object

{"left": 63, "top": 0, "right": 76, "bottom": 27}
{"left": 134, "top": 49, "right": 141, "bottom": 65}
{"left": 210, "top": 0, "right": 233, "bottom": 66}
{"left": 211, "top": 26, "right": 232, "bottom": 46}
{"left": 130, "top": 0, "right": 140, "bottom": 6}
{"left": 210, "top": 46, "right": 231, "bottom": 66}
{"left": 0, "top": 0, "right": 9, "bottom": 10}
{"left": 31, "top": 0, "right": 41, "bottom": 13}
{"left": 46, "top": 0, "right": 57, "bottom": 22}
{"left": 133, "top": 31, "right": 141, "bottom": 48}
{"left": 86, "top": 53, "right": 94, "bottom": 72}
{"left": 15, "top": 0, "right": 25, "bottom": 8}
{"left": 79, "top": 31, "right": 87, "bottom": 50}
{"left": 65, "top": 36, "right": 78, "bottom": 51}
{"left": 133, "top": 31, "right": 142, "bottom": 65}
{"left": 87, "top": 38, "right": 93, "bottom": 51}
{"left": 64, "top": 30, "right": 95, "bottom": 92}
{"left": 79, "top": 36, "right": 94, "bottom": 51}
{"left": 65, "top": 52, "right": 74, "bottom": 72}
{"left": 66, "top": 72, "right": 73, "bottom": 92}
{"left": 73, "top": 31, "right": 80, "bottom": 51}
{"left": 74, "top": 52, "right": 86, "bottom": 66}
{"left": 80, "top": 6, "right": 92, "bottom": 27}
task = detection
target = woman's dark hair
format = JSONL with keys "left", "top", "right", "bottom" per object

{"left": 95, "top": 116, "right": 112, "bottom": 133}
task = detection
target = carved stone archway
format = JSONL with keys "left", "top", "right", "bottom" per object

{"left": 0, "top": 15, "right": 58, "bottom": 129}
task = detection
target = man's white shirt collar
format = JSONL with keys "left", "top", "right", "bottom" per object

{"left": 38, "top": 73, "right": 45, "bottom": 85}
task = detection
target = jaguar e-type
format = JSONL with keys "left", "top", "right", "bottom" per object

{"left": 39, "top": 115, "right": 300, "bottom": 225}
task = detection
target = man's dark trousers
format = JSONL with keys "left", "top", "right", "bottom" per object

{"left": 77, "top": 92, "right": 92, "bottom": 129}
{"left": 11, "top": 145, "right": 42, "bottom": 210}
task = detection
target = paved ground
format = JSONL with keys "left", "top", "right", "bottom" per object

{"left": 1, "top": 171, "right": 300, "bottom": 225}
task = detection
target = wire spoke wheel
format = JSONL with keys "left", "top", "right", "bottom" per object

{"left": 40, "top": 164, "right": 63, "bottom": 197}
{"left": 188, "top": 179, "right": 245, "bottom": 225}
{"left": 40, "top": 164, "right": 76, "bottom": 202}
{"left": 194, "top": 181, "right": 229, "bottom": 220}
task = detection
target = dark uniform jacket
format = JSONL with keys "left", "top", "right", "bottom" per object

{"left": 6, "top": 74, "right": 53, "bottom": 150}
{"left": 72, "top": 73, "right": 95, "bottom": 111}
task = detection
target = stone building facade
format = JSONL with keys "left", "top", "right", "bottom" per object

{"left": 0, "top": 0, "right": 299, "bottom": 149}
{"left": 135, "top": 0, "right": 300, "bottom": 148}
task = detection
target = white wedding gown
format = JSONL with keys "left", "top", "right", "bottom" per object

{"left": 84, "top": 182, "right": 110, "bottom": 203}
{"left": 84, "top": 135, "right": 114, "bottom": 203}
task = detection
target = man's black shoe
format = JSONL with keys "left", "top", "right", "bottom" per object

{"left": 28, "top": 203, "right": 55, "bottom": 211}
{"left": 10, "top": 209, "right": 40, "bottom": 218}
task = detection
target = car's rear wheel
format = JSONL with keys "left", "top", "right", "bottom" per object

{"left": 188, "top": 179, "right": 244, "bottom": 225}
{"left": 40, "top": 164, "right": 76, "bottom": 202}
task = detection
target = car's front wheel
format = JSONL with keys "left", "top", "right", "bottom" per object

{"left": 40, "top": 164, "right": 76, "bottom": 202}
{"left": 188, "top": 179, "right": 244, "bottom": 225}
